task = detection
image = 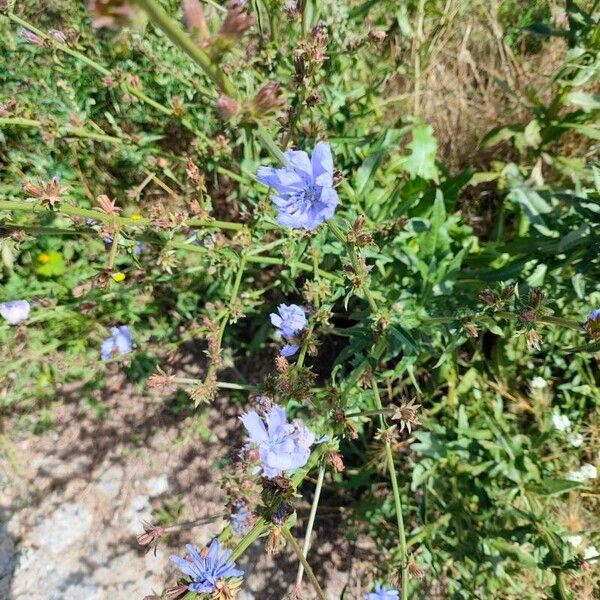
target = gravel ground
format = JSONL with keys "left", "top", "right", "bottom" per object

{"left": 0, "top": 373, "right": 372, "bottom": 600}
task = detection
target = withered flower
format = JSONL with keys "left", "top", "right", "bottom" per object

{"left": 88, "top": 0, "right": 139, "bottom": 29}
{"left": 136, "top": 521, "right": 166, "bottom": 556}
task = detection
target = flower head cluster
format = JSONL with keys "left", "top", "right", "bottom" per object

{"left": 365, "top": 584, "right": 400, "bottom": 600}
{"left": 270, "top": 303, "right": 307, "bottom": 357}
{"left": 257, "top": 142, "right": 338, "bottom": 230}
{"left": 101, "top": 325, "right": 133, "bottom": 360}
{"left": 240, "top": 405, "right": 315, "bottom": 478}
{"left": 229, "top": 500, "right": 252, "bottom": 536}
{"left": 170, "top": 539, "right": 243, "bottom": 594}
{"left": 0, "top": 300, "right": 31, "bottom": 325}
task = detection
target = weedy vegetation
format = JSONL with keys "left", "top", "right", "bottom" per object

{"left": 1, "top": 0, "right": 600, "bottom": 598}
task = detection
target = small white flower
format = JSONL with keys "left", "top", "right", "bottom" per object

{"left": 568, "top": 534, "right": 583, "bottom": 548}
{"left": 567, "top": 432, "right": 584, "bottom": 448}
{"left": 580, "top": 463, "right": 597, "bottom": 480}
{"left": 566, "top": 463, "right": 597, "bottom": 482}
{"left": 552, "top": 412, "right": 571, "bottom": 432}
{"left": 584, "top": 545, "right": 599, "bottom": 562}
{"left": 530, "top": 376, "right": 548, "bottom": 390}
{"left": 0, "top": 300, "right": 31, "bottom": 325}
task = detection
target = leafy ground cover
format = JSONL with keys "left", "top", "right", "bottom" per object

{"left": 1, "top": 1, "right": 599, "bottom": 598}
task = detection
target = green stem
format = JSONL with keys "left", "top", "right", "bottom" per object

{"left": 133, "top": 0, "right": 235, "bottom": 96}
{"left": 371, "top": 375, "right": 409, "bottom": 600}
{"left": 281, "top": 526, "right": 327, "bottom": 600}
{"left": 294, "top": 465, "right": 325, "bottom": 591}
{"left": 327, "top": 220, "right": 379, "bottom": 313}
{"left": 0, "top": 199, "right": 243, "bottom": 231}
{"left": 199, "top": 253, "right": 248, "bottom": 401}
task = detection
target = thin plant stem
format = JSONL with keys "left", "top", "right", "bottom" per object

{"left": 133, "top": 0, "right": 235, "bottom": 96}
{"left": 107, "top": 229, "right": 120, "bottom": 270}
{"left": 327, "top": 220, "right": 379, "bottom": 313}
{"left": 281, "top": 526, "right": 327, "bottom": 600}
{"left": 294, "top": 465, "right": 325, "bottom": 592}
{"left": 0, "top": 199, "right": 243, "bottom": 231}
{"left": 371, "top": 375, "right": 409, "bottom": 600}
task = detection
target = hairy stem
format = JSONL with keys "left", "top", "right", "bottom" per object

{"left": 133, "top": 0, "right": 235, "bottom": 96}
{"left": 294, "top": 465, "right": 325, "bottom": 592}
{"left": 371, "top": 375, "right": 409, "bottom": 600}
{"left": 282, "top": 526, "right": 327, "bottom": 600}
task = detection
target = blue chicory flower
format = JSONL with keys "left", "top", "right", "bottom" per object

{"left": 170, "top": 539, "right": 244, "bottom": 594}
{"left": 229, "top": 500, "right": 252, "bottom": 536}
{"left": 101, "top": 325, "right": 133, "bottom": 360}
{"left": 257, "top": 141, "right": 338, "bottom": 230}
{"left": 0, "top": 300, "right": 31, "bottom": 325}
{"left": 270, "top": 303, "right": 307, "bottom": 357}
{"left": 240, "top": 405, "right": 316, "bottom": 478}
{"left": 586, "top": 308, "right": 600, "bottom": 338}
{"left": 364, "top": 584, "right": 400, "bottom": 600}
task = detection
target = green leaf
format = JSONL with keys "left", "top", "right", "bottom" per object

{"left": 401, "top": 124, "right": 438, "bottom": 181}
{"left": 526, "top": 478, "right": 582, "bottom": 496}
{"left": 565, "top": 91, "right": 600, "bottom": 112}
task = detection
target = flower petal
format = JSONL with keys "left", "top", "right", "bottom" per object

{"left": 311, "top": 141, "right": 334, "bottom": 187}
{"left": 240, "top": 411, "right": 268, "bottom": 445}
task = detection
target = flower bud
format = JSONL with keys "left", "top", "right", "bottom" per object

{"left": 216, "top": 94, "right": 240, "bottom": 121}
{"left": 88, "top": 0, "right": 139, "bottom": 29}
{"left": 19, "top": 28, "right": 45, "bottom": 46}
{"left": 219, "top": 2, "right": 254, "bottom": 42}
{"left": 251, "top": 81, "right": 285, "bottom": 116}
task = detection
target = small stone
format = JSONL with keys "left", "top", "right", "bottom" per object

{"left": 32, "top": 503, "right": 93, "bottom": 553}
{"left": 146, "top": 474, "right": 168, "bottom": 498}
{"left": 97, "top": 465, "right": 124, "bottom": 499}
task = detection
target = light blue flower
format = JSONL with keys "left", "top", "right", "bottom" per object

{"left": 0, "top": 300, "right": 31, "bottom": 325}
{"left": 270, "top": 303, "right": 307, "bottom": 357}
{"left": 101, "top": 325, "right": 133, "bottom": 360}
{"left": 229, "top": 500, "right": 252, "bottom": 536}
{"left": 586, "top": 309, "right": 600, "bottom": 338}
{"left": 170, "top": 539, "right": 244, "bottom": 594}
{"left": 257, "top": 141, "right": 338, "bottom": 230}
{"left": 240, "top": 405, "right": 315, "bottom": 478}
{"left": 364, "top": 584, "right": 400, "bottom": 600}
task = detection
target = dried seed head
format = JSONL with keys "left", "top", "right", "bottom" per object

{"left": 136, "top": 521, "right": 166, "bottom": 555}
{"left": 526, "top": 329, "right": 543, "bottom": 351}
{"left": 147, "top": 370, "right": 177, "bottom": 391}
{"left": 479, "top": 289, "right": 496, "bottom": 306}
{"left": 96, "top": 194, "right": 120, "bottom": 215}
{"left": 392, "top": 398, "right": 421, "bottom": 434}
{"left": 408, "top": 557, "right": 425, "bottom": 581}
{"left": 88, "top": 0, "right": 139, "bottom": 29}
{"left": 326, "top": 450, "right": 345, "bottom": 473}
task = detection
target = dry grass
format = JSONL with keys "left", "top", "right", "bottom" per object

{"left": 384, "top": 0, "right": 569, "bottom": 171}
